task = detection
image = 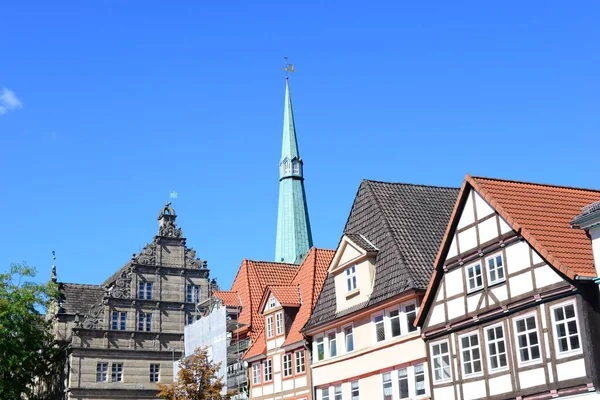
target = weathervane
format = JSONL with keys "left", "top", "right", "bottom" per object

{"left": 280, "top": 57, "right": 295, "bottom": 77}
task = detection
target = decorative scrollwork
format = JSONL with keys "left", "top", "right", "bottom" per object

{"left": 111, "top": 266, "right": 134, "bottom": 299}
{"left": 159, "top": 224, "right": 182, "bottom": 238}
{"left": 185, "top": 248, "right": 202, "bottom": 269}
{"left": 136, "top": 242, "right": 157, "bottom": 265}
{"left": 82, "top": 302, "right": 104, "bottom": 329}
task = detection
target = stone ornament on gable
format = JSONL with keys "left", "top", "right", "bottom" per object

{"left": 157, "top": 202, "right": 182, "bottom": 238}
{"left": 104, "top": 266, "right": 134, "bottom": 299}
{"left": 185, "top": 248, "right": 203, "bottom": 269}
{"left": 82, "top": 302, "right": 104, "bottom": 330}
{"left": 135, "top": 242, "right": 157, "bottom": 265}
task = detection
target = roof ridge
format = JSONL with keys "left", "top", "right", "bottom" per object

{"left": 363, "top": 179, "right": 459, "bottom": 190}
{"left": 60, "top": 282, "right": 102, "bottom": 288}
{"left": 471, "top": 175, "right": 600, "bottom": 193}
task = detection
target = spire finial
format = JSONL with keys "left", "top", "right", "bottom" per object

{"left": 51, "top": 250, "right": 57, "bottom": 283}
{"left": 280, "top": 56, "right": 295, "bottom": 78}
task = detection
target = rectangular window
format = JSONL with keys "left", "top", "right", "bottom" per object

{"left": 405, "top": 304, "right": 417, "bottom": 333}
{"left": 111, "top": 362, "right": 123, "bottom": 382}
{"left": 295, "top": 350, "right": 305, "bottom": 373}
{"left": 186, "top": 285, "right": 201, "bottom": 303}
{"left": 328, "top": 332, "right": 337, "bottom": 357}
{"left": 487, "top": 254, "right": 505, "bottom": 284}
{"left": 252, "top": 363, "right": 261, "bottom": 385}
{"left": 276, "top": 312, "right": 284, "bottom": 335}
{"left": 283, "top": 353, "right": 293, "bottom": 377}
{"left": 374, "top": 314, "right": 386, "bottom": 342}
{"left": 345, "top": 326, "right": 354, "bottom": 352}
{"left": 111, "top": 311, "right": 127, "bottom": 330}
{"left": 398, "top": 368, "right": 409, "bottom": 399}
{"left": 460, "top": 332, "right": 482, "bottom": 376}
{"left": 486, "top": 324, "right": 508, "bottom": 370}
{"left": 351, "top": 380, "right": 359, "bottom": 400}
{"left": 382, "top": 372, "right": 393, "bottom": 400}
{"left": 149, "top": 364, "right": 160, "bottom": 383}
{"left": 414, "top": 363, "right": 426, "bottom": 395}
{"left": 552, "top": 303, "right": 581, "bottom": 354}
{"left": 316, "top": 337, "right": 325, "bottom": 361}
{"left": 268, "top": 296, "right": 276, "bottom": 309}
{"left": 390, "top": 309, "right": 401, "bottom": 337}
{"left": 266, "top": 316, "right": 274, "bottom": 338}
{"left": 138, "top": 282, "right": 153, "bottom": 300}
{"left": 334, "top": 385, "right": 342, "bottom": 400}
{"left": 322, "top": 388, "right": 330, "bottom": 400}
{"left": 138, "top": 312, "right": 152, "bottom": 331}
{"left": 431, "top": 341, "right": 451, "bottom": 382}
{"left": 263, "top": 359, "right": 272, "bottom": 382}
{"left": 467, "top": 263, "right": 483, "bottom": 291}
{"left": 515, "top": 315, "right": 541, "bottom": 364}
{"left": 346, "top": 265, "right": 357, "bottom": 292}
{"left": 96, "top": 362, "right": 108, "bottom": 382}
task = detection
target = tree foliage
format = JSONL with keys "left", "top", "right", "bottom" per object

{"left": 0, "top": 263, "right": 59, "bottom": 399}
{"left": 157, "top": 347, "right": 234, "bottom": 400}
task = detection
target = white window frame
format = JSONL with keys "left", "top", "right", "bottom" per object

{"left": 346, "top": 265, "right": 357, "bottom": 292}
{"left": 466, "top": 262, "right": 483, "bottom": 292}
{"left": 484, "top": 323, "right": 508, "bottom": 371}
{"left": 282, "top": 353, "right": 293, "bottom": 377}
{"left": 343, "top": 324, "right": 355, "bottom": 353}
{"left": 252, "top": 362, "right": 261, "bottom": 385}
{"left": 268, "top": 296, "right": 276, "bottom": 309}
{"left": 276, "top": 312, "right": 284, "bottom": 335}
{"left": 414, "top": 363, "right": 427, "bottom": 397}
{"left": 149, "top": 363, "right": 160, "bottom": 383}
{"left": 430, "top": 340, "right": 452, "bottom": 382}
{"left": 382, "top": 372, "right": 393, "bottom": 400}
{"left": 351, "top": 380, "right": 359, "bottom": 400}
{"left": 388, "top": 307, "right": 402, "bottom": 338}
{"left": 373, "top": 312, "right": 386, "bottom": 343}
{"left": 328, "top": 331, "right": 337, "bottom": 357}
{"left": 459, "top": 331, "right": 483, "bottom": 377}
{"left": 111, "top": 362, "right": 123, "bottom": 382}
{"left": 315, "top": 335, "right": 325, "bottom": 361}
{"left": 96, "top": 362, "right": 108, "bottom": 382}
{"left": 295, "top": 349, "right": 305, "bottom": 373}
{"left": 550, "top": 301, "right": 582, "bottom": 358}
{"left": 266, "top": 315, "right": 274, "bottom": 338}
{"left": 334, "top": 384, "right": 342, "bottom": 400}
{"left": 513, "top": 313, "right": 542, "bottom": 366}
{"left": 322, "top": 387, "right": 330, "bottom": 400}
{"left": 263, "top": 359, "right": 272, "bottom": 382}
{"left": 402, "top": 301, "right": 419, "bottom": 333}
{"left": 486, "top": 253, "right": 505, "bottom": 285}
{"left": 398, "top": 367, "right": 409, "bottom": 399}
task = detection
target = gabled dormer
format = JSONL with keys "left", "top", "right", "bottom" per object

{"left": 329, "top": 234, "right": 378, "bottom": 313}
{"left": 258, "top": 285, "right": 301, "bottom": 348}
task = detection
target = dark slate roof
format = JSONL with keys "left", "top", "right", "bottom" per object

{"left": 345, "top": 233, "right": 379, "bottom": 253}
{"left": 58, "top": 283, "right": 104, "bottom": 315}
{"left": 305, "top": 180, "right": 459, "bottom": 330}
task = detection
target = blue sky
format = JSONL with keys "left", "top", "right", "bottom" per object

{"left": 1, "top": 1, "right": 598, "bottom": 290}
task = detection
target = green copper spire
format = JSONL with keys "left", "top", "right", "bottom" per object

{"left": 275, "top": 77, "right": 313, "bottom": 264}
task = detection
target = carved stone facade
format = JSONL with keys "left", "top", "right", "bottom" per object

{"left": 49, "top": 203, "right": 212, "bottom": 399}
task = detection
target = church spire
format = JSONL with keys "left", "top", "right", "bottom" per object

{"left": 275, "top": 65, "right": 313, "bottom": 264}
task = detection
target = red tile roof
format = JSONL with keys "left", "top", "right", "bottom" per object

{"left": 266, "top": 285, "right": 301, "bottom": 307}
{"left": 212, "top": 291, "right": 241, "bottom": 307}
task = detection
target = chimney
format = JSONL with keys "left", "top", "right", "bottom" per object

{"left": 571, "top": 200, "right": 600, "bottom": 277}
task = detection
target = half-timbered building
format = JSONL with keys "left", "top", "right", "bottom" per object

{"left": 415, "top": 175, "right": 600, "bottom": 400}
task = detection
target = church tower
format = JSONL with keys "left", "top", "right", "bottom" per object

{"left": 275, "top": 75, "right": 313, "bottom": 264}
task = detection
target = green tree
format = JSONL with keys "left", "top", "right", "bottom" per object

{"left": 0, "top": 263, "right": 59, "bottom": 399}
{"left": 157, "top": 347, "right": 234, "bottom": 400}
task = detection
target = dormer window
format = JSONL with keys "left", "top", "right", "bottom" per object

{"left": 266, "top": 315, "right": 274, "bottom": 338}
{"left": 276, "top": 312, "right": 284, "bottom": 335}
{"left": 269, "top": 296, "right": 276, "bottom": 309}
{"left": 346, "top": 266, "right": 357, "bottom": 292}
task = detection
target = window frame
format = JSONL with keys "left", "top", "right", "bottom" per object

{"left": 263, "top": 358, "right": 273, "bottom": 382}
{"left": 252, "top": 362, "right": 261, "bottom": 385}
{"left": 111, "top": 311, "right": 127, "bottom": 331}
{"left": 430, "top": 340, "right": 452, "bottom": 383}
{"left": 351, "top": 380, "right": 359, "bottom": 400}
{"left": 96, "top": 362, "right": 108, "bottom": 382}
{"left": 294, "top": 349, "right": 306, "bottom": 374}
{"left": 111, "top": 362, "right": 123, "bottom": 382}
{"left": 389, "top": 307, "right": 402, "bottom": 338}
{"left": 466, "top": 262, "right": 483, "bottom": 292}
{"left": 486, "top": 253, "right": 505, "bottom": 285}
{"left": 266, "top": 315, "right": 274, "bottom": 338}
{"left": 321, "top": 387, "right": 330, "bottom": 400}
{"left": 345, "top": 265, "right": 357, "bottom": 292}
{"left": 186, "top": 285, "right": 201, "bottom": 303}
{"left": 398, "top": 367, "right": 409, "bottom": 399}
{"left": 138, "top": 312, "right": 152, "bottom": 332}
{"left": 513, "top": 313, "right": 542, "bottom": 366}
{"left": 550, "top": 301, "right": 582, "bottom": 358}
{"left": 328, "top": 331, "right": 337, "bottom": 357}
{"left": 334, "top": 384, "right": 342, "bottom": 400}
{"left": 344, "top": 324, "right": 355, "bottom": 353}
{"left": 484, "top": 323, "right": 509, "bottom": 372}
{"left": 373, "top": 312, "right": 386, "bottom": 343}
{"left": 459, "top": 331, "right": 483, "bottom": 377}
{"left": 382, "top": 372, "right": 393, "bottom": 400}
{"left": 402, "top": 301, "right": 418, "bottom": 333}
{"left": 149, "top": 363, "right": 160, "bottom": 383}
{"left": 414, "top": 363, "right": 426, "bottom": 396}
{"left": 275, "top": 312, "right": 284, "bottom": 336}
{"left": 282, "top": 353, "right": 293, "bottom": 378}
{"left": 315, "top": 335, "right": 325, "bottom": 361}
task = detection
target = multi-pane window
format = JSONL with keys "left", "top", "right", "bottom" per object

{"left": 486, "top": 325, "right": 508, "bottom": 370}
{"left": 374, "top": 314, "right": 386, "bottom": 342}
{"left": 553, "top": 303, "right": 581, "bottom": 354}
{"left": 186, "top": 285, "right": 201, "bottom": 303}
{"left": 252, "top": 363, "right": 261, "bottom": 385}
{"left": 111, "top": 362, "right": 123, "bottom": 382}
{"left": 263, "top": 359, "right": 272, "bottom": 381}
{"left": 431, "top": 341, "right": 451, "bottom": 382}
{"left": 515, "top": 315, "right": 541, "bottom": 364}
{"left": 283, "top": 353, "right": 293, "bottom": 377}
{"left": 346, "top": 265, "right": 357, "bottom": 292}
{"left": 390, "top": 309, "right": 401, "bottom": 337}
{"left": 111, "top": 311, "right": 127, "bottom": 330}
{"left": 96, "top": 362, "right": 108, "bottom": 382}
{"left": 334, "top": 385, "right": 342, "bottom": 400}
{"left": 414, "top": 364, "right": 426, "bottom": 395}
{"left": 150, "top": 364, "right": 160, "bottom": 383}
{"left": 266, "top": 316, "right": 274, "bottom": 338}
{"left": 138, "top": 312, "right": 152, "bottom": 331}
{"left": 487, "top": 254, "right": 505, "bottom": 284}
{"left": 345, "top": 326, "right": 354, "bottom": 352}
{"left": 351, "top": 380, "right": 359, "bottom": 400}
{"left": 328, "top": 332, "right": 337, "bottom": 357}
{"left": 405, "top": 304, "right": 417, "bottom": 333}
{"left": 295, "top": 350, "right": 305, "bottom": 373}
{"left": 398, "top": 368, "right": 409, "bottom": 399}
{"left": 382, "top": 372, "right": 393, "bottom": 400}
{"left": 322, "top": 388, "right": 330, "bottom": 400}
{"left": 316, "top": 337, "right": 325, "bottom": 361}
{"left": 138, "top": 282, "right": 153, "bottom": 300}
{"left": 467, "top": 263, "right": 483, "bottom": 291}
{"left": 276, "top": 312, "right": 284, "bottom": 335}
{"left": 460, "top": 333, "right": 482, "bottom": 375}
{"left": 268, "top": 296, "right": 276, "bottom": 309}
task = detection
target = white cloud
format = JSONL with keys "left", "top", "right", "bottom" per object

{"left": 0, "top": 88, "right": 23, "bottom": 115}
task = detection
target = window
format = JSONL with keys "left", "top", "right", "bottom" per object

{"left": 266, "top": 316, "right": 274, "bottom": 338}
{"left": 346, "top": 265, "right": 357, "bottom": 292}
{"left": 552, "top": 303, "right": 581, "bottom": 354}
{"left": 515, "top": 315, "right": 541, "bottom": 364}
{"left": 467, "top": 263, "right": 483, "bottom": 291}
{"left": 322, "top": 388, "right": 330, "bottom": 400}
{"left": 334, "top": 385, "right": 342, "bottom": 400}
{"left": 460, "top": 333, "right": 482, "bottom": 375}
{"left": 263, "top": 359, "right": 272, "bottom": 382}
{"left": 316, "top": 337, "right": 325, "bottom": 361}
{"left": 111, "top": 311, "right": 127, "bottom": 330}
{"left": 486, "top": 324, "right": 508, "bottom": 370}
{"left": 351, "top": 380, "right": 359, "bottom": 400}
{"left": 96, "top": 362, "right": 108, "bottom": 382}
{"left": 328, "top": 332, "right": 337, "bottom": 357}
{"left": 268, "top": 296, "right": 276, "bottom": 309}
{"left": 276, "top": 312, "right": 284, "bottom": 335}
{"left": 283, "top": 353, "right": 293, "bottom": 377}
{"left": 186, "top": 285, "right": 201, "bottom": 303}
{"left": 398, "top": 368, "right": 409, "bottom": 399}
{"left": 293, "top": 162, "right": 300, "bottom": 174}
{"left": 252, "top": 363, "right": 261, "bottom": 385}
{"left": 390, "top": 309, "right": 401, "bottom": 337}
{"left": 138, "top": 312, "right": 152, "bottom": 331}
{"left": 431, "top": 341, "right": 451, "bottom": 382}
{"left": 405, "top": 304, "right": 417, "bottom": 333}
{"left": 111, "top": 362, "right": 123, "bottom": 382}
{"left": 374, "top": 314, "right": 386, "bottom": 342}
{"left": 345, "top": 326, "right": 354, "bottom": 352}
{"left": 382, "top": 372, "right": 393, "bottom": 400}
{"left": 414, "top": 364, "right": 426, "bottom": 395}
{"left": 487, "top": 254, "right": 505, "bottom": 284}
{"left": 295, "top": 350, "right": 305, "bottom": 373}
{"left": 138, "top": 282, "right": 153, "bottom": 300}
{"left": 150, "top": 364, "right": 160, "bottom": 383}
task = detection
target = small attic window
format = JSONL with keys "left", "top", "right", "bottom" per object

{"left": 346, "top": 265, "right": 357, "bottom": 292}
{"left": 269, "top": 296, "right": 276, "bottom": 309}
